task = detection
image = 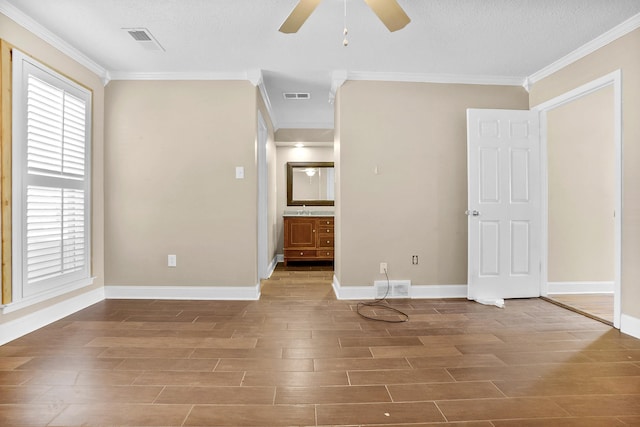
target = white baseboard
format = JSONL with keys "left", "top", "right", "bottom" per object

{"left": 547, "top": 281, "right": 614, "bottom": 294}
{"left": 0, "top": 287, "right": 105, "bottom": 346}
{"left": 104, "top": 284, "right": 260, "bottom": 300}
{"left": 411, "top": 284, "right": 468, "bottom": 298}
{"left": 276, "top": 254, "right": 284, "bottom": 263}
{"left": 265, "top": 256, "right": 278, "bottom": 279}
{"left": 332, "top": 276, "right": 469, "bottom": 300}
{"left": 332, "top": 276, "right": 376, "bottom": 300}
{"left": 621, "top": 314, "right": 640, "bottom": 340}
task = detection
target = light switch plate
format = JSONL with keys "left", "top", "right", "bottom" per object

{"left": 168, "top": 254, "right": 177, "bottom": 267}
{"left": 235, "top": 166, "right": 244, "bottom": 179}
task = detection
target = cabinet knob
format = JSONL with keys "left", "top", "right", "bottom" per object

{"left": 327, "top": 240, "right": 330, "bottom": 243}
{"left": 300, "top": 252, "right": 304, "bottom": 255}
{"left": 326, "top": 229, "right": 330, "bottom": 232}
{"left": 326, "top": 221, "right": 330, "bottom": 224}
{"left": 313, "top": 229, "right": 316, "bottom": 233}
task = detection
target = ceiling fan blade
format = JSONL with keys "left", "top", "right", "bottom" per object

{"left": 363, "top": 0, "right": 411, "bottom": 32}
{"left": 279, "top": 0, "right": 323, "bottom": 33}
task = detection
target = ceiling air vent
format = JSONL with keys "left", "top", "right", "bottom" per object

{"left": 283, "top": 92, "right": 311, "bottom": 100}
{"left": 124, "top": 28, "right": 165, "bottom": 51}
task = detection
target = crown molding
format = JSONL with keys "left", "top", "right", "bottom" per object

{"left": 346, "top": 71, "right": 526, "bottom": 87}
{"left": 108, "top": 71, "right": 249, "bottom": 81}
{"left": 0, "top": 0, "right": 110, "bottom": 85}
{"left": 247, "top": 69, "right": 279, "bottom": 131}
{"left": 528, "top": 12, "right": 640, "bottom": 86}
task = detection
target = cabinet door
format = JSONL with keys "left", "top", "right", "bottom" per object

{"left": 285, "top": 218, "right": 316, "bottom": 248}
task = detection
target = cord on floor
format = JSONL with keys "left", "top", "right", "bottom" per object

{"left": 356, "top": 269, "right": 409, "bottom": 323}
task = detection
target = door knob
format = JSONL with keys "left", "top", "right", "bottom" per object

{"left": 465, "top": 210, "right": 480, "bottom": 216}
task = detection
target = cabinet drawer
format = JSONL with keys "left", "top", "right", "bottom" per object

{"left": 319, "top": 226, "right": 334, "bottom": 234}
{"left": 284, "top": 249, "right": 316, "bottom": 258}
{"left": 317, "top": 250, "right": 334, "bottom": 259}
{"left": 319, "top": 218, "right": 334, "bottom": 226}
{"left": 318, "top": 236, "right": 334, "bottom": 248}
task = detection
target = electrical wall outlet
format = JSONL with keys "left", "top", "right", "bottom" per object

{"left": 412, "top": 255, "right": 419, "bottom": 265}
{"left": 168, "top": 254, "right": 177, "bottom": 267}
{"left": 379, "top": 262, "right": 388, "bottom": 274}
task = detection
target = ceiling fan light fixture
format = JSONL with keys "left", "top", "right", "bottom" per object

{"left": 278, "top": 0, "right": 411, "bottom": 34}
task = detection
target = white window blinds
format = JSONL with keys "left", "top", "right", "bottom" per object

{"left": 12, "top": 50, "right": 92, "bottom": 300}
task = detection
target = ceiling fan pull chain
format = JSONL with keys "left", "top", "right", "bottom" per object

{"left": 343, "top": 0, "right": 349, "bottom": 46}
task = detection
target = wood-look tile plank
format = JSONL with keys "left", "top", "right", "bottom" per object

{"left": 97, "top": 346, "right": 194, "bottom": 358}
{"left": 370, "top": 345, "right": 461, "bottom": 358}
{"left": 134, "top": 370, "right": 243, "bottom": 386}
{"left": 316, "top": 401, "right": 446, "bottom": 425}
{"left": 36, "top": 385, "right": 164, "bottom": 404}
{"left": 0, "top": 357, "right": 32, "bottom": 369}
{"left": 348, "top": 368, "right": 454, "bottom": 385}
{"left": 155, "top": 386, "right": 275, "bottom": 404}
{"left": 48, "top": 403, "right": 191, "bottom": 426}
{"left": 85, "top": 336, "right": 257, "bottom": 348}
{"left": 492, "top": 418, "right": 626, "bottom": 426}
{"left": 0, "top": 404, "right": 63, "bottom": 426}
{"left": 275, "top": 385, "right": 391, "bottom": 404}
{"left": 0, "top": 385, "right": 50, "bottom": 403}
{"left": 215, "top": 358, "right": 314, "bottom": 372}
{"left": 116, "top": 358, "right": 218, "bottom": 372}
{"left": 407, "top": 354, "right": 506, "bottom": 369}
{"left": 14, "top": 356, "right": 123, "bottom": 371}
{"left": 241, "top": 370, "right": 349, "bottom": 386}
{"left": 75, "top": 370, "right": 143, "bottom": 386}
{"left": 184, "top": 404, "right": 316, "bottom": 426}
{"left": 447, "top": 363, "right": 640, "bottom": 382}
{"left": 282, "top": 346, "right": 372, "bottom": 359}
{"left": 494, "top": 350, "right": 595, "bottom": 365}
{"left": 554, "top": 395, "right": 640, "bottom": 416}
{"left": 388, "top": 381, "right": 505, "bottom": 401}
{"left": 436, "top": 397, "right": 569, "bottom": 421}
{"left": 494, "top": 376, "right": 640, "bottom": 397}
{"left": 314, "top": 357, "right": 411, "bottom": 371}
{"left": 339, "top": 336, "right": 424, "bottom": 347}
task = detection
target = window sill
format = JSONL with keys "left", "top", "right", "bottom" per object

{"left": 1, "top": 276, "right": 96, "bottom": 314}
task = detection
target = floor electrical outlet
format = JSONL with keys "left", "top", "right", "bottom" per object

{"left": 379, "top": 262, "right": 387, "bottom": 274}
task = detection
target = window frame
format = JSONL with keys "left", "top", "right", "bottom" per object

{"left": 10, "top": 49, "right": 93, "bottom": 306}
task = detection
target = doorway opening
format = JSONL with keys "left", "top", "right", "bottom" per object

{"left": 535, "top": 70, "right": 622, "bottom": 328}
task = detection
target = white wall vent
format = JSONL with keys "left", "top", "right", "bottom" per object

{"left": 124, "top": 28, "right": 165, "bottom": 51}
{"left": 374, "top": 280, "right": 411, "bottom": 299}
{"left": 283, "top": 92, "right": 311, "bottom": 100}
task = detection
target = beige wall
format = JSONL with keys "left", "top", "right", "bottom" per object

{"left": 529, "top": 28, "right": 640, "bottom": 319}
{"left": 547, "top": 86, "right": 615, "bottom": 282}
{"left": 104, "top": 80, "right": 259, "bottom": 287}
{"left": 335, "top": 81, "right": 529, "bottom": 286}
{"left": 275, "top": 146, "right": 334, "bottom": 253}
{"left": 0, "top": 13, "right": 105, "bottom": 323}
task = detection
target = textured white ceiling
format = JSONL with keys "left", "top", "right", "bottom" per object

{"left": 4, "top": 0, "right": 640, "bottom": 130}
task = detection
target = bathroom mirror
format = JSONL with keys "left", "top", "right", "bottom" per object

{"left": 287, "top": 162, "right": 335, "bottom": 206}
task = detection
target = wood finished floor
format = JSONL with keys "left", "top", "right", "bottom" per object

{"left": 0, "top": 264, "right": 639, "bottom": 426}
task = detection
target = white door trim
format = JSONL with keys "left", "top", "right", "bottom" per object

{"left": 533, "top": 70, "right": 622, "bottom": 329}
{"left": 257, "top": 111, "right": 269, "bottom": 280}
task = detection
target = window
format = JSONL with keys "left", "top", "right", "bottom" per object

{"left": 12, "top": 50, "right": 92, "bottom": 302}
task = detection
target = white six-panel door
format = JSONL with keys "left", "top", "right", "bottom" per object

{"left": 467, "top": 109, "right": 541, "bottom": 301}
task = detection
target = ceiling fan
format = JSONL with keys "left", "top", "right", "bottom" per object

{"left": 279, "top": 0, "right": 411, "bottom": 33}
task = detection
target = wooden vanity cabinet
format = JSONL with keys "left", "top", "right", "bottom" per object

{"left": 283, "top": 216, "right": 334, "bottom": 266}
